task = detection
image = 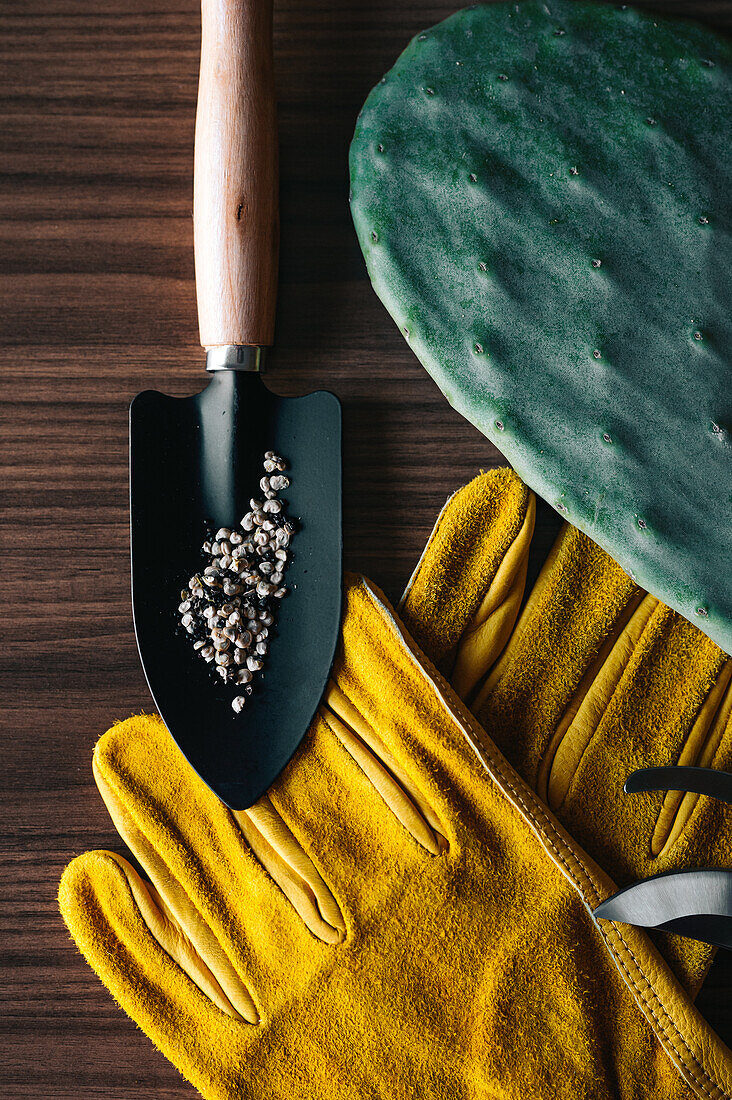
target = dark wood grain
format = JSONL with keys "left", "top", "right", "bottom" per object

{"left": 1, "top": 1, "right": 731, "bottom": 1096}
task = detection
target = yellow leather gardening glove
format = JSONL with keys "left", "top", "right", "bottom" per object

{"left": 401, "top": 471, "right": 732, "bottom": 996}
{"left": 59, "top": 470, "right": 732, "bottom": 1100}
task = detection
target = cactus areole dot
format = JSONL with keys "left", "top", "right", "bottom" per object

{"left": 350, "top": 0, "right": 731, "bottom": 654}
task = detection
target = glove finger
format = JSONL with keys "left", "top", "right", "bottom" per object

{"left": 650, "top": 667, "right": 732, "bottom": 856}
{"left": 59, "top": 850, "right": 257, "bottom": 1095}
{"left": 232, "top": 793, "right": 346, "bottom": 943}
{"left": 324, "top": 677, "right": 447, "bottom": 853}
{"left": 93, "top": 717, "right": 346, "bottom": 978}
{"left": 60, "top": 848, "right": 257, "bottom": 1022}
{"left": 473, "top": 524, "right": 731, "bottom": 997}
{"left": 472, "top": 521, "right": 642, "bottom": 789}
{"left": 556, "top": 612, "right": 732, "bottom": 997}
{"left": 268, "top": 575, "right": 504, "bottom": 927}
{"left": 92, "top": 754, "right": 288, "bottom": 1019}
{"left": 399, "top": 467, "right": 535, "bottom": 692}
{"left": 472, "top": 520, "right": 730, "bottom": 847}
{"left": 549, "top": 602, "right": 732, "bottom": 867}
{"left": 270, "top": 716, "right": 447, "bottom": 925}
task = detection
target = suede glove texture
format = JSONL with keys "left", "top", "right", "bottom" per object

{"left": 402, "top": 471, "right": 732, "bottom": 996}
{"left": 59, "top": 469, "right": 732, "bottom": 1100}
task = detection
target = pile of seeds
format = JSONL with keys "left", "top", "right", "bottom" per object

{"left": 177, "top": 452, "right": 295, "bottom": 712}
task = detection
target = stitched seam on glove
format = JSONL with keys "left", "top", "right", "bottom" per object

{"left": 364, "top": 576, "right": 731, "bottom": 1100}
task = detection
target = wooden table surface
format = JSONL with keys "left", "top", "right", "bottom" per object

{"left": 1, "top": 1, "right": 730, "bottom": 1095}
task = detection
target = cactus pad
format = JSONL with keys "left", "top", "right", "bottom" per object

{"left": 350, "top": 1, "right": 731, "bottom": 654}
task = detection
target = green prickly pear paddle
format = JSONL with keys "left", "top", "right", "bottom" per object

{"left": 350, "top": 0, "right": 731, "bottom": 654}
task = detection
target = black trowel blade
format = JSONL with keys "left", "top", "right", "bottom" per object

{"left": 130, "top": 370, "right": 342, "bottom": 810}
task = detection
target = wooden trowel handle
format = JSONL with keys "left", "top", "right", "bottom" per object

{"left": 194, "top": 0, "right": 278, "bottom": 349}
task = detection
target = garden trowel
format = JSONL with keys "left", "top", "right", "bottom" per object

{"left": 129, "top": 0, "right": 342, "bottom": 810}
